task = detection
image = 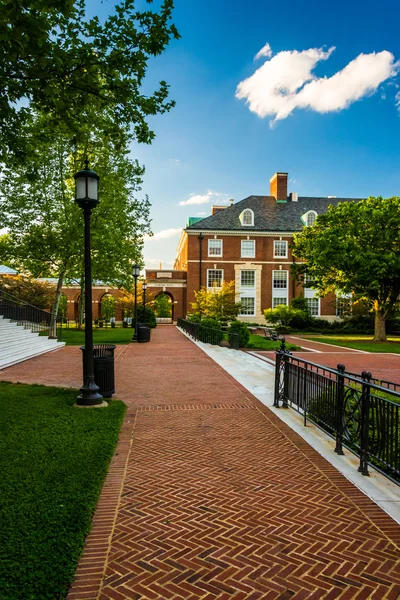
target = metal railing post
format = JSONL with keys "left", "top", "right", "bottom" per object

{"left": 359, "top": 371, "right": 371, "bottom": 476}
{"left": 335, "top": 363, "right": 345, "bottom": 456}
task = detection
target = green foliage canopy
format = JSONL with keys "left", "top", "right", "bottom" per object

{"left": 190, "top": 281, "right": 241, "bottom": 321}
{"left": 291, "top": 197, "right": 400, "bottom": 341}
{"left": 0, "top": 0, "right": 179, "bottom": 158}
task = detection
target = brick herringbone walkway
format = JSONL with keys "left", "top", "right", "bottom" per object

{"left": 2, "top": 327, "right": 400, "bottom": 599}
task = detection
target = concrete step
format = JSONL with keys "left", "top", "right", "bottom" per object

{"left": 0, "top": 338, "right": 58, "bottom": 358}
{"left": 0, "top": 343, "right": 65, "bottom": 370}
{"left": 0, "top": 315, "right": 65, "bottom": 370}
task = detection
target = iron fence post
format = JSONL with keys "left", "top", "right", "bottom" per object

{"left": 303, "top": 363, "right": 308, "bottom": 426}
{"left": 335, "top": 363, "right": 345, "bottom": 456}
{"left": 359, "top": 371, "right": 371, "bottom": 476}
{"left": 274, "top": 350, "right": 282, "bottom": 407}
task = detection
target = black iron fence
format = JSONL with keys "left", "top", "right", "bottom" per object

{"left": 177, "top": 318, "right": 240, "bottom": 350}
{"left": 274, "top": 339, "right": 400, "bottom": 483}
{"left": 0, "top": 289, "right": 62, "bottom": 341}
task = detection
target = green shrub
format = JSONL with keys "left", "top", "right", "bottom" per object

{"left": 111, "top": 321, "right": 116, "bottom": 328}
{"left": 229, "top": 320, "right": 250, "bottom": 348}
{"left": 200, "top": 317, "right": 221, "bottom": 329}
{"left": 186, "top": 313, "right": 201, "bottom": 323}
{"left": 137, "top": 305, "right": 157, "bottom": 328}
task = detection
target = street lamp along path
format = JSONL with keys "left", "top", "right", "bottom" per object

{"left": 132, "top": 263, "right": 140, "bottom": 342}
{"left": 74, "top": 159, "right": 104, "bottom": 407}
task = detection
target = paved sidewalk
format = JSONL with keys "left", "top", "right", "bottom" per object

{"left": 2, "top": 327, "right": 400, "bottom": 599}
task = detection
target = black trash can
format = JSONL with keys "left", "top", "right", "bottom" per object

{"left": 80, "top": 344, "right": 116, "bottom": 398}
{"left": 137, "top": 323, "right": 151, "bottom": 343}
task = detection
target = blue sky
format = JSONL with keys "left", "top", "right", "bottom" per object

{"left": 93, "top": 0, "right": 400, "bottom": 269}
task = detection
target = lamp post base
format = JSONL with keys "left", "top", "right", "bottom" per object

{"left": 76, "top": 381, "right": 103, "bottom": 406}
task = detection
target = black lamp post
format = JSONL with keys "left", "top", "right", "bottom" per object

{"left": 74, "top": 159, "right": 103, "bottom": 406}
{"left": 132, "top": 263, "right": 140, "bottom": 341}
{"left": 142, "top": 281, "right": 147, "bottom": 308}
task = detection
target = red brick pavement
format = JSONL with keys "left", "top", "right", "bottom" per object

{"left": 253, "top": 335, "right": 400, "bottom": 384}
{"left": 1, "top": 327, "right": 400, "bottom": 599}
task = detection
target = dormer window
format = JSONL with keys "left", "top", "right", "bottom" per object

{"left": 306, "top": 211, "right": 317, "bottom": 226}
{"left": 240, "top": 209, "right": 254, "bottom": 226}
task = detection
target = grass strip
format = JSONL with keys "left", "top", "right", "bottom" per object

{"left": 53, "top": 327, "right": 134, "bottom": 345}
{"left": 247, "top": 334, "right": 300, "bottom": 351}
{"left": 0, "top": 382, "right": 126, "bottom": 600}
{"left": 299, "top": 335, "right": 400, "bottom": 354}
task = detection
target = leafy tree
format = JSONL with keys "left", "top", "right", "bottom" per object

{"left": 154, "top": 294, "right": 172, "bottom": 318}
{"left": 291, "top": 294, "right": 310, "bottom": 314}
{"left": 0, "top": 115, "right": 151, "bottom": 332}
{"left": 190, "top": 282, "right": 241, "bottom": 321}
{"left": 115, "top": 283, "right": 151, "bottom": 319}
{"left": 292, "top": 197, "right": 400, "bottom": 341}
{"left": 0, "top": 274, "right": 55, "bottom": 310}
{"left": 100, "top": 295, "right": 115, "bottom": 324}
{"left": 0, "top": 0, "right": 179, "bottom": 159}
{"left": 264, "top": 305, "right": 304, "bottom": 327}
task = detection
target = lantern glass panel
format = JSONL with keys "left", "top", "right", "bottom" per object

{"left": 76, "top": 177, "right": 87, "bottom": 200}
{"left": 87, "top": 177, "right": 98, "bottom": 200}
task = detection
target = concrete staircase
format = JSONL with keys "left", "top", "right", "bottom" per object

{"left": 0, "top": 316, "right": 65, "bottom": 370}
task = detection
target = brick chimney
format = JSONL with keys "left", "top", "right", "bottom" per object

{"left": 270, "top": 172, "right": 288, "bottom": 201}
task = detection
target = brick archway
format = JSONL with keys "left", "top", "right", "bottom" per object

{"left": 145, "top": 270, "right": 187, "bottom": 323}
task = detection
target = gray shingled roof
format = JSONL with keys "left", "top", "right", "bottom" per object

{"left": 186, "top": 195, "right": 362, "bottom": 232}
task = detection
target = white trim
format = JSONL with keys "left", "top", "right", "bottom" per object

{"left": 208, "top": 238, "right": 223, "bottom": 257}
{"left": 241, "top": 239, "right": 255, "bottom": 258}
{"left": 240, "top": 208, "right": 254, "bottom": 226}
{"left": 206, "top": 268, "right": 224, "bottom": 289}
{"left": 187, "top": 229, "right": 294, "bottom": 237}
{"left": 273, "top": 240, "right": 288, "bottom": 259}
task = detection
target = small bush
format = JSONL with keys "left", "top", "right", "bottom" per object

{"left": 200, "top": 317, "right": 221, "bottom": 330}
{"left": 229, "top": 320, "right": 250, "bottom": 348}
{"left": 137, "top": 305, "right": 157, "bottom": 328}
{"left": 111, "top": 321, "right": 116, "bottom": 328}
{"left": 186, "top": 313, "right": 201, "bottom": 323}
{"left": 275, "top": 325, "right": 293, "bottom": 334}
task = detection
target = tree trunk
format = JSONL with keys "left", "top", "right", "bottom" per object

{"left": 78, "top": 275, "right": 85, "bottom": 329}
{"left": 49, "top": 271, "right": 65, "bottom": 338}
{"left": 374, "top": 309, "right": 387, "bottom": 342}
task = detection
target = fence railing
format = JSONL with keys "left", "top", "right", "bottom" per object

{"left": 0, "top": 289, "right": 62, "bottom": 341}
{"left": 177, "top": 318, "right": 240, "bottom": 350}
{"left": 274, "top": 339, "right": 400, "bottom": 483}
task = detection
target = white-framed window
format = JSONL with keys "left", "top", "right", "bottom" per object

{"left": 208, "top": 239, "right": 222, "bottom": 257}
{"left": 207, "top": 269, "right": 223, "bottom": 289}
{"left": 307, "top": 297, "right": 320, "bottom": 316}
{"left": 306, "top": 211, "right": 317, "bottom": 226}
{"left": 273, "top": 297, "right": 288, "bottom": 308}
{"left": 240, "top": 297, "right": 255, "bottom": 315}
{"left": 240, "top": 209, "right": 254, "bottom": 226}
{"left": 241, "top": 270, "right": 255, "bottom": 287}
{"left": 241, "top": 239, "right": 255, "bottom": 258}
{"left": 304, "top": 273, "right": 316, "bottom": 288}
{"left": 273, "top": 240, "right": 288, "bottom": 258}
{"left": 273, "top": 270, "right": 288, "bottom": 289}
{"left": 336, "top": 294, "right": 352, "bottom": 317}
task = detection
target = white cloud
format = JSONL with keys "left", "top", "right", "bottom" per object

{"left": 236, "top": 45, "right": 398, "bottom": 126}
{"left": 144, "top": 228, "right": 182, "bottom": 241}
{"left": 196, "top": 211, "right": 208, "bottom": 216}
{"left": 179, "top": 190, "right": 230, "bottom": 206}
{"left": 254, "top": 42, "right": 272, "bottom": 61}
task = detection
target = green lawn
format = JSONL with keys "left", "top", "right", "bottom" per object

{"left": 299, "top": 334, "right": 400, "bottom": 353}
{"left": 0, "top": 382, "right": 126, "bottom": 600}
{"left": 247, "top": 334, "right": 300, "bottom": 351}
{"left": 56, "top": 326, "right": 134, "bottom": 345}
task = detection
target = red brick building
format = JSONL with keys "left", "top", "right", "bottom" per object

{"left": 146, "top": 171, "right": 360, "bottom": 323}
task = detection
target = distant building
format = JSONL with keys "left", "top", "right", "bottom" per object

{"left": 146, "top": 171, "right": 360, "bottom": 322}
